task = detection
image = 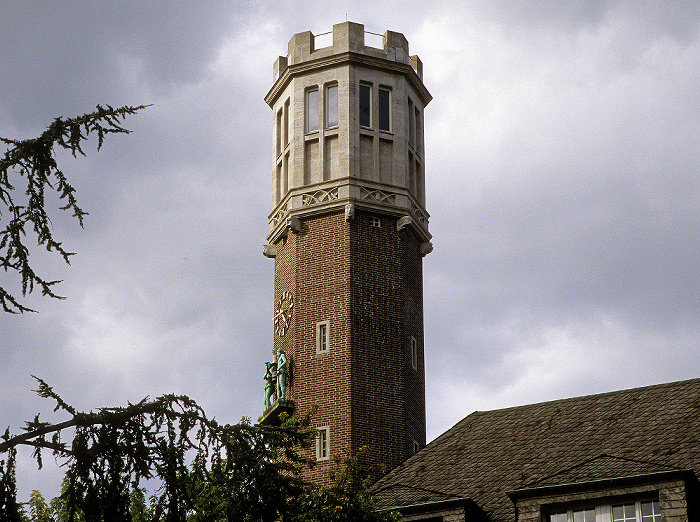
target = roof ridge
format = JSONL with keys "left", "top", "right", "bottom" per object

{"left": 373, "top": 482, "right": 465, "bottom": 500}
{"left": 462, "top": 377, "right": 700, "bottom": 417}
{"left": 521, "top": 453, "right": 684, "bottom": 488}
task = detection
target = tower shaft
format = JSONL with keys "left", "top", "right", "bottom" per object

{"left": 263, "top": 22, "right": 431, "bottom": 483}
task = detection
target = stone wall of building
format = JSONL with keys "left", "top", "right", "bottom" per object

{"left": 514, "top": 479, "right": 689, "bottom": 522}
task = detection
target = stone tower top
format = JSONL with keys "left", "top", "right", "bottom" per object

{"left": 272, "top": 22, "right": 424, "bottom": 82}
{"left": 264, "top": 21, "right": 432, "bottom": 253}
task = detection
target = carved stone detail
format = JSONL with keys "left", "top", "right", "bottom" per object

{"left": 360, "top": 187, "right": 397, "bottom": 205}
{"left": 420, "top": 241, "right": 433, "bottom": 256}
{"left": 301, "top": 187, "right": 339, "bottom": 206}
{"left": 345, "top": 203, "right": 356, "bottom": 221}
{"left": 397, "top": 216, "right": 413, "bottom": 231}
{"left": 270, "top": 202, "right": 288, "bottom": 227}
{"left": 286, "top": 216, "right": 301, "bottom": 233}
{"left": 262, "top": 244, "right": 277, "bottom": 258}
{"left": 410, "top": 201, "right": 429, "bottom": 226}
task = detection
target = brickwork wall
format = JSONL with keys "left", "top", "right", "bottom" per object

{"left": 350, "top": 209, "right": 426, "bottom": 475}
{"left": 401, "top": 218, "right": 427, "bottom": 452}
{"left": 514, "top": 479, "right": 689, "bottom": 522}
{"left": 273, "top": 208, "right": 426, "bottom": 485}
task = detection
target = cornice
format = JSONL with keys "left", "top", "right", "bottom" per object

{"left": 265, "top": 51, "right": 432, "bottom": 108}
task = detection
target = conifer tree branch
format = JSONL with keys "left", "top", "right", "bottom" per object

{"left": 0, "top": 104, "right": 149, "bottom": 313}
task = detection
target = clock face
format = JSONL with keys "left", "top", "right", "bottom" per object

{"left": 274, "top": 291, "right": 294, "bottom": 337}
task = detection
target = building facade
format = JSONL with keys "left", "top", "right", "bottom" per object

{"left": 260, "top": 22, "right": 432, "bottom": 483}
{"left": 372, "top": 379, "right": 700, "bottom": 522}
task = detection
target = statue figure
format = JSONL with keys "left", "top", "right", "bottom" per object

{"left": 275, "top": 347, "right": 288, "bottom": 400}
{"left": 263, "top": 362, "right": 276, "bottom": 410}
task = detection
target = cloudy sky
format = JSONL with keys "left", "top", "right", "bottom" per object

{"left": 2, "top": 0, "right": 699, "bottom": 501}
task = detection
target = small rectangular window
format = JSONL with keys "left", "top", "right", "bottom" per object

{"left": 326, "top": 84, "right": 338, "bottom": 128}
{"left": 284, "top": 99, "right": 290, "bottom": 146}
{"left": 276, "top": 109, "right": 283, "bottom": 156}
{"left": 306, "top": 88, "right": 319, "bottom": 133}
{"left": 316, "top": 427, "right": 329, "bottom": 460}
{"left": 641, "top": 501, "right": 661, "bottom": 522}
{"left": 359, "top": 84, "right": 371, "bottom": 128}
{"left": 573, "top": 510, "right": 595, "bottom": 522}
{"left": 551, "top": 501, "right": 661, "bottom": 522}
{"left": 379, "top": 88, "right": 391, "bottom": 132}
{"left": 316, "top": 321, "right": 329, "bottom": 354}
{"left": 370, "top": 216, "right": 381, "bottom": 228}
{"left": 613, "top": 504, "right": 637, "bottom": 522}
{"left": 415, "top": 107, "right": 422, "bottom": 153}
{"left": 411, "top": 336, "right": 418, "bottom": 370}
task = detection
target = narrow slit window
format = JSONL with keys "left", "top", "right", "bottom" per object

{"left": 359, "top": 84, "right": 371, "bottom": 128}
{"left": 316, "top": 427, "right": 329, "bottom": 460}
{"left": 326, "top": 84, "right": 338, "bottom": 128}
{"left": 316, "top": 321, "right": 329, "bottom": 354}
{"left": 379, "top": 88, "right": 391, "bottom": 132}
{"left": 306, "top": 88, "right": 319, "bottom": 133}
{"left": 276, "top": 109, "right": 282, "bottom": 156}
{"left": 411, "top": 336, "right": 418, "bottom": 370}
{"left": 284, "top": 99, "right": 290, "bottom": 146}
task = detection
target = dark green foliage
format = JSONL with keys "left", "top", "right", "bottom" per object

{"left": 2, "top": 380, "right": 396, "bottom": 521}
{"left": 0, "top": 378, "right": 317, "bottom": 522}
{"left": 293, "top": 447, "right": 400, "bottom": 522}
{"left": 0, "top": 105, "right": 147, "bottom": 313}
{"left": 0, "top": 445, "right": 22, "bottom": 522}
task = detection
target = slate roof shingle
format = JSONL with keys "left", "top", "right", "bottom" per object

{"left": 372, "top": 378, "right": 700, "bottom": 521}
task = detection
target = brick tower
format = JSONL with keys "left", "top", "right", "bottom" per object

{"left": 261, "top": 22, "right": 432, "bottom": 483}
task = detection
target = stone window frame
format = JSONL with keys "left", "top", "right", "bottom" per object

{"left": 359, "top": 83, "right": 372, "bottom": 128}
{"left": 325, "top": 82, "right": 339, "bottom": 130}
{"left": 548, "top": 499, "right": 661, "bottom": 522}
{"left": 316, "top": 426, "right": 330, "bottom": 461}
{"left": 410, "top": 336, "right": 418, "bottom": 371}
{"left": 412, "top": 439, "right": 420, "bottom": 455}
{"left": 378, "top": 85, "right": 392, "bottom": 133}
{"left": 305, "top": 86, "right": 319, "bottom": 134}
{"left": 316, "top": 320, "right": 330, "bottom": 355}
{"left": 507, "top": 473, "right": 691, "bottom": 522}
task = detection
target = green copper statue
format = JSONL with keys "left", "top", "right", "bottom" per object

{"left": 263, "top": 362, "right": 276, "bottom": 410}
{"left": 275, "top": 347, "right": 288, "bottom": 400}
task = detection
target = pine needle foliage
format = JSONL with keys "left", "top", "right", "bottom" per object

{"left": 0, "top": 377, "right": 317, "bottom": 522}
{"left": 0, "top": 105, "right": 147, "bottom": 313}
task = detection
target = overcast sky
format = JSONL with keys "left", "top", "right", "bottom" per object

{"left": 2, "top": 0, "right": 699, "bottom": 501}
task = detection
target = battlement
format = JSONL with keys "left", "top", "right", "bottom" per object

{"left": 273, "top": 21, "right": 423, "bottom": 81}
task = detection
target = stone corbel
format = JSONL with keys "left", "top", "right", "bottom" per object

{"left": 420, "top": 241, "right": 433, "bottom": 256}
{"left": 345, "top": 204, "right": 355, "bottom": 221}
{"left": 397, "top": 215, "right": 413, "bottom": 231}
{"left": 262, "top": 244, "right": 277, "bottom": 258}
{"left": 286, "top": 216, "right": 301, "bottom": 233}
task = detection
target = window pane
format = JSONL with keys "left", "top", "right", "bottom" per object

{"left": 641, "top": 501, "right": 660, "bottom": 522}
{"left": 613, "top": 504, "right": 636, "bottom": 522}
{"left": 306, "top": 89, "right": 319, "bottom": 132}
{"left": 326, "top": 85, "right": 338, "bottom": 128}
{"left": 360, "top": 84, "right": 371, "bottom": 127}
{"left": 319, "top": 323, "right": 327, "bottom": 351}
{"left": 574, "top": 509, "right": 595, "bottom": 522}
{"left": 550, "top": 513, "right": 567, "bottom": 522}
{"left": 379, "top": 88, "right": 390, "bottom": 131}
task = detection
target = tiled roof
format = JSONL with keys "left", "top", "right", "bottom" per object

{"left": 371, "top": 483, "right": 464, "bottom": 508}
{"left": 519, "top": 454, "right": 682, "bottom": 489}
{"left": 372, "top": 379, "right": 700, "bottom": 521}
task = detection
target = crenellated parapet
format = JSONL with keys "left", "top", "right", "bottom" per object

{"left": 265, "top": 22, "right": 432, "bottom": 248}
